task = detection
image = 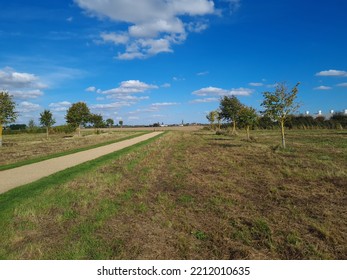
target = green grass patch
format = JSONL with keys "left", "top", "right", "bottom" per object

{"left": 0, "top": 131, "right": 149, "bottom": 171}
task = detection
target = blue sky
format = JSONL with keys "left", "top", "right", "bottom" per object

{"left": 1, "top": 0, "right": 346, "bottom": 125}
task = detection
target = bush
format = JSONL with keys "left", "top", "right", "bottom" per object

{"left": 52, "top": 124, "right": 76, "bottom": 134}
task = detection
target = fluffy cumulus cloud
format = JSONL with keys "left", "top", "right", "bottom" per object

{"left": 192, "top": 86, "right": 253, "bottom": 96}
{"left": 0, "top": 67, "right": 47, "bottom": 99}
{"left": 18, "top": 101, "right": 41, "bottom": 113}
{"left": 89, "top": 80, "right": 159, "bottom": 112}
{"left": 90, "top": 101, "right": 132, "bottom": 110}
{"left": 49, "top": 101, "right": 72, "bottom": 112}
{"left": 74, "top": 0, "right": 238, "bottom": 59}
{"left": 316, "top": 70, "right": 347, "bottom": 77}
{"left": 102, "top": 80, "right": 158, "bottom": 95}
{"left": 190, "top": 97, "right": 219, "bottom": 103}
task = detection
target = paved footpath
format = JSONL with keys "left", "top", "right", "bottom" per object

{"left": 0, "top": 131, "right": 163, "bottom": 195}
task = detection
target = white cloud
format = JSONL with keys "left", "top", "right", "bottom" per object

{"left": 192, "top": 86, "right": 253, "bottom": 96}
{"left": 106, "top": 94, "right": 149, "bottom": 101}
{"left": 100, "top": 32, "right": 129, "bottom": 45}
{"left": 190, "top": 97, "right": 219, "bottom": 103}
{"left": 221, "top": 0, "right": 241, "bottom": 13}
{"left": 90, "top": 102, "right": 132, "bottom": 110}
{"left": 102, "top": 80, "right": 158, "bottom": 94}
{"left": 74, "top": 0, "right": 218, "bottom": 59}
{"left": 314, "top": 86, "right": 332, "bottom": 90}
{"left": 197, "top": 71, "right": 209, "bottom": 76}
{"left": 0, "top": 67, "right": 47, "bottom": 99}
{"left": 161, "top": 83, "right": 171, "bottom": 88}
{"left": 18, "top": 101, "right": 41, "bottom": 113}
{"left": 186, "top": 22, "right": 209, "bottom": 33}
{"left": 85, "top": 86, "right": 97, "bottom": 92}
{"left": 151, "top": 102, "right": 179, "bottom": 106}
{"left": 337, "top": 82, "right": 347, "bottom": 87}
{"left": 249, "top": 82, "right": 264, "bottom": 87}
{"left": 316, "top": 70, "right": 347, "bottom": 77}
{"left": 10, "top": 90, "right": 44, "bottom": 99}
{"left": 172, "top": 76, "right": 185, "bottom": 81}
{"left": 49, "top": 101, "right": 72, "bottom": 112}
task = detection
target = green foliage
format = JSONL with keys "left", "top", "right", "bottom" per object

{"left": 238, "top": 106, "right": 258, "bottom": 140}
{"left": 238, "top": 106, "right": 258, "bottom": 128}
{"left": 65, "top": 102, "right": 91, "bottom": 127}
{"left": 261, "top": 82, "right": 300, "bottom": 124}
{"left": 39, "top": 110, "right": 56, "bottom": 138}
{"left": 261, "top": 82, "right": 300, "bottom": 148}
{"left": 105, "top": 118, "right": 114, "bottom": 127}
{"left": 331, "top": 112, "right": 347, "bottom": 128}
{"left": 193, "top": 230, "right": 208, "bottom": 240}
{"left": 219, "top": 96, "right": 243, "bottom": 132}
{"left": 206, "top": 110, "right": 217, "bottom": 129}
{"left": 0, "top": 91, "right": 18, "bottom": 125}
{"left": 119, "top": 120, "right": 124, "bottom": 127}
{"left": 52, "top": 124, "right": 76, "bottom": 134}
{"left": 9, "top": 124, "right": 27, "bottom": 130}
{"left": 28, "top": 119, "right": 37, "bottom": 131}
{"left": 89, "top": 113, "right": 105, "bottom": 128}
{"left": 39, "top": 110, "right": 55, "bottom": 128}
{"left": 219, "top": 96, "right": 243, "bottom": 121}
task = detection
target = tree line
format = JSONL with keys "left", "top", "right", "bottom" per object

{"left": 208, "top": 82, "right": 347, "bottom": 148}
{"left": 0, "top": 91, "right": 122, "bottom": 147}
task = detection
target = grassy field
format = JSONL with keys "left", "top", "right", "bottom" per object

{"left": 0, "top": 129, "right": 346, "bottom": 259}
{"left": 0, "top": 130, "right": 145, "bottom": 167}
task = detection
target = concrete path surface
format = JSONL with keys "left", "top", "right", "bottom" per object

{"left": 0, "top": 131, "right": 163, "bottom": 195}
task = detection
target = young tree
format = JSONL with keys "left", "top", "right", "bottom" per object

{"left": 65, "top": 102, "right": 91, "bottom": 137}
{"left": 216, "top": 110, "right": 222, "bottom": 131}
{"left": 89, "top": 113, "right": 105, "bottom": 128}
{"left": 28, "top": 119, "right": 36, "bottom": 132}
{"left": 0, "top": 91, "right": 18, "bottom": 147}
{"left": 261, "top": 82, "right": 300, "bottom": 148}
{"left": 219, "top": 95, "right": 243, "bottom": 134}
{"left": 238, "top": 106, "right": 258, "bottom": 140}
{"left": 39, "top": 110, "right": 56, "bottom": 139}
{"left": 119, "top": 120, "right": 123, "bottom": 128}
{"left": 106, "top": 118, "right": 114, "bottom": 128}
{"left": 206, "top": 111, "right": 217, "bottom": 130}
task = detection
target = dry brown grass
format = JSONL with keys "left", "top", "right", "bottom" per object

{"left": 0, "top": 129, "right": 346, "bottom": 259}
{"left": 0, "top": 130, "right": 141, "bottom": 166}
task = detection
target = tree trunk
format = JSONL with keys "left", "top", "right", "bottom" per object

{"left": 281, "top": 120, "right": 286, "bottom": 149}
{"left": 246, "top": 125, "right": 250, "bottom": 140}
{"left": 78, "top": 125, "right": 81, "bottom": 137}
{"left": 0, "top": 124, "right": 3, "bottom": 147}
{"left": 232, "top": 120, "right": 236, "bottom": 134}
{"left": 46, "top": 126, "right": 49, "bottom": 139}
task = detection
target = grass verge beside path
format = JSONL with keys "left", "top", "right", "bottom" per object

{"left": 0, "top": 131, "right": 149, "bottom": 171}
{"left": 0, "top": 132, "right": 166, "bottom": 257}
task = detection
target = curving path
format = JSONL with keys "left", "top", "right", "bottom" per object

{"left": 0, "top": 131, "right": 163, "bottom": 195}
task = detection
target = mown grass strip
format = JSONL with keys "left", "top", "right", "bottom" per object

{"left": 0, "top": 131, "right": 149, "bottom": 171}
{"left": 0, "top": 132, "right": 165, "bottom": 212}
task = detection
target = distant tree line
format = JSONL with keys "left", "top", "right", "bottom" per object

{"left": 0, "top": 93, "right": 119, "bottom": 143}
